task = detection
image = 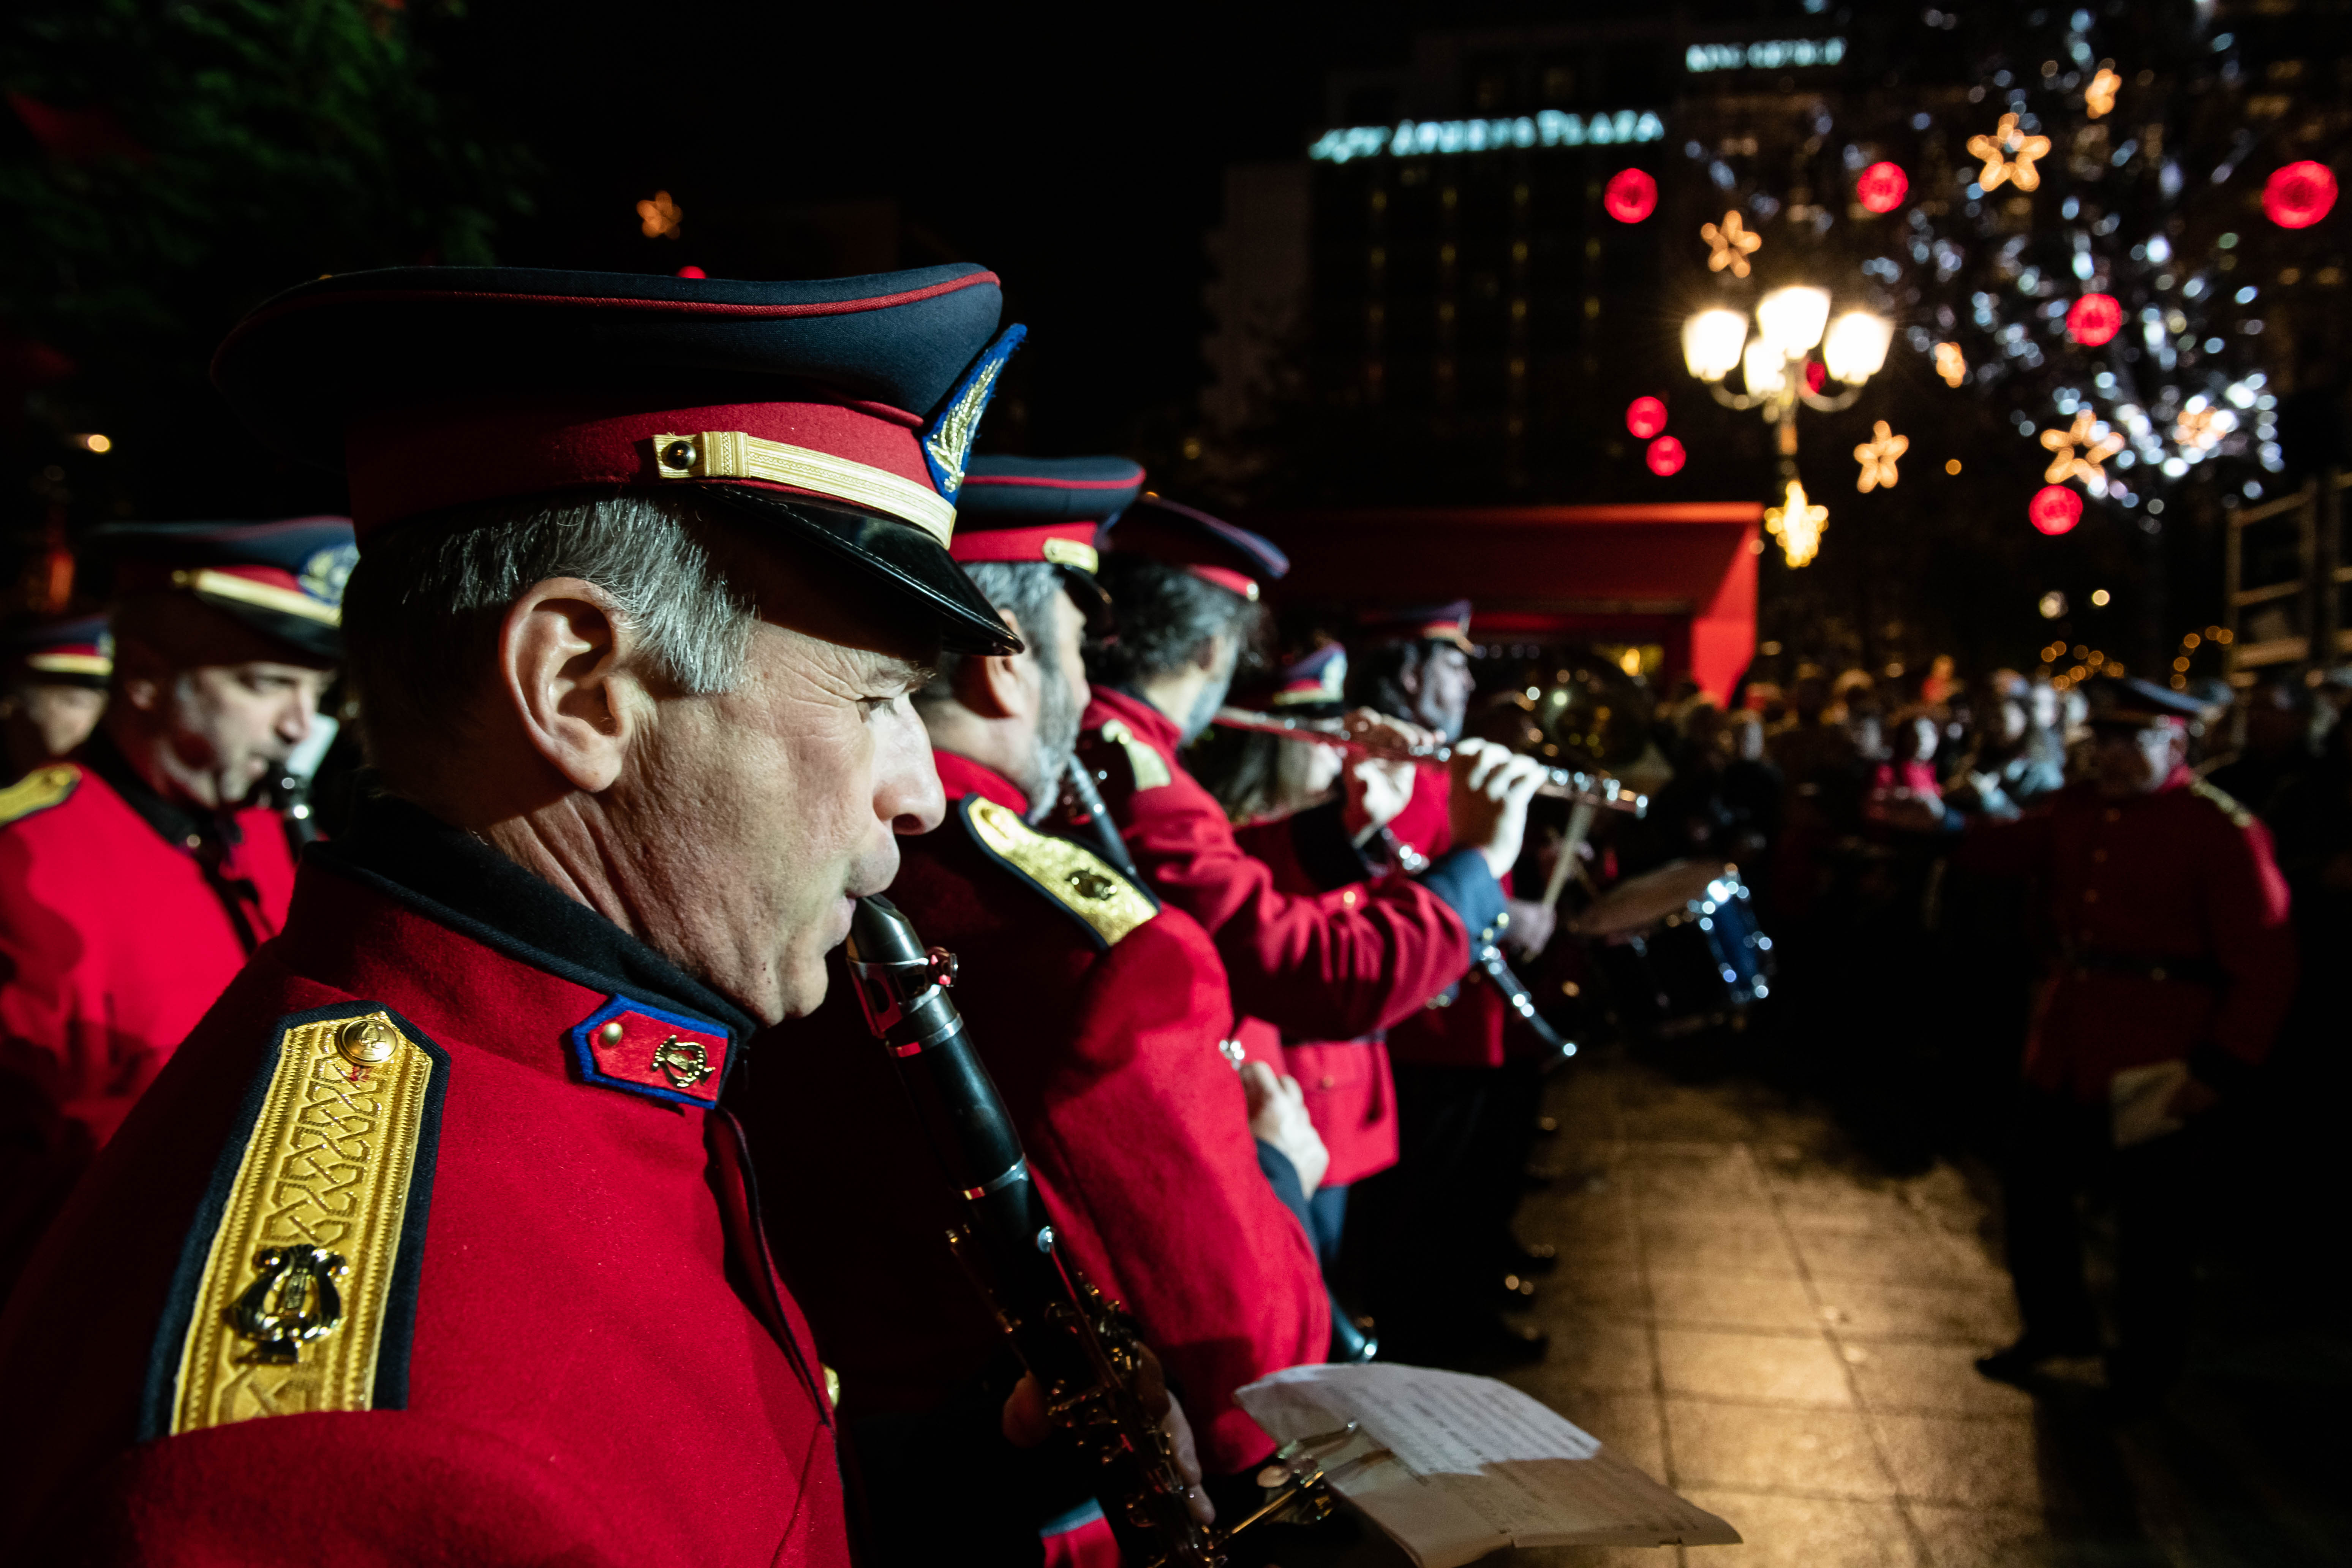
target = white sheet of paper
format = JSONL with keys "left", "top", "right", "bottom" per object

{"left": 1238, "top": 1363, "right": 1739, "bottom": 1567}
{"left": 2110, "top": 1059, "right": 2190, "bottom": 1148}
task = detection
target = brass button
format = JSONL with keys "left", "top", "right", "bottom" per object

{"left": 337, "top": 1016, "right": 399, "bottom": 1066}
{"left": 1341, "top": 888, "right": 1359, "bottom": 907}
{"left": 599, "top": 1021, "right": 625, "bottom": 1045}
{"left": 659, "top": 438, "right": 697, "bottom": 470}
{"left": 1319, "top": 1075, "right": 1337, "bottom": 1090}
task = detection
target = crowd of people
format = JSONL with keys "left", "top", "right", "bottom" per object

{"left": 0, "top": 257, "right": 2322, "bottom": 1568}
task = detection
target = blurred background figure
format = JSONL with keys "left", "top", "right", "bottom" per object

{"left": 0, "top": 613, "right": 110, "bottom": 781}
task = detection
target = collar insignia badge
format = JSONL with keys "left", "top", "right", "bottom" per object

{"left": 651, "top": 1034, "right": 713, "bottom": 1091}
{"left": 230, "top": 1244, "right": 348, "bottom": 1364}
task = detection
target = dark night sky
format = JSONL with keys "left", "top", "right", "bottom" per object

{"left": 435, "top": 3, "right": 1424, "bottom": 453}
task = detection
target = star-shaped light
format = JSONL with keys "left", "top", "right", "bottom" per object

{"left": 636, "top": 190, "right": 683, "bottom": 239}
{"left": 1701, "top": 211, "right": 1762, "bottom": 277}
{"left": 1764, "top": 477, "right": 1828, "bottom": 567}
{"left": 1933, "top": 341, "right": 1967, "bottom": 388}
{"left": 1854, "top": 421, "right": 1909, "bottom": 493}
{"left": 2039, "top": 409, "right": 2125, "bottom": 484}
{"left": 2085, "top": 67, "right": 2121, "bottom": 120}
{"left": 2174, "top": 401, "right": 2237, "bottom": 452}
{"left": 1966, "top": 113, "right": 2053, "bottom": 193}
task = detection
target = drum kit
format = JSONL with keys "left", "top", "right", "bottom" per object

{"left": 1565, "top": 860, "right": 1774, "bottom": 1039}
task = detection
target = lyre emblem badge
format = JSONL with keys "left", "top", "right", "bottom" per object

{"left": 1066, "top": 869, "right": 1117, "bottom": 901}
{"left": 229, "top": 1244, "right": 347, "bottom": 1364}
{"left": 651, "top": 1034, "right": 713, "bottom": 1091}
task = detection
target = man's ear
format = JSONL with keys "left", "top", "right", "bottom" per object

{"left": 949, "top": 609, "right": 1032, "bottom": 721}
{"left": 498, "top": 577, "right": 643, "bottom": 793}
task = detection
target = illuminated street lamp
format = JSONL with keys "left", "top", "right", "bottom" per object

{"left": 1682, "top": 289, "right": 1893, "bottom": 566}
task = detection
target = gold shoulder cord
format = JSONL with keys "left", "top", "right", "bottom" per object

{"left": 170, "top": 1011, "right": 435, "bottom": 1434}
{"left": 966, "top": 797, "right": 1157, "bottom": 946}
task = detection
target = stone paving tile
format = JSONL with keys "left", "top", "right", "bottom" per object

{"left": 1868, "top": 1412, "right": 2048, "bottom": 1511}
{"left": 1677, "top": 1489, "right": 1922, "bottom": 1566}
{"left": 1812, "top": 1281, "right": 2019, "bottom": 1344}
{"left": 1531, "top": 1264, "right": 1650, "bottom": 1317}
{"left": 1622, "top": 1155, "right": 1773, "bottom": 1206}
{"left": 1905, "top": 1504, "right": 2064, "bottom": 1568}
{"left": 1640, "top": 1217, "right": 1805, "bottom": 1279}
{"left": 1840, "top": 1340, "right": 2039, "bottom": 1418}
{"left": 1663, "top": 1399, "right": 1896, "bottom": 1499}
{"left": 1530, "top": 1316, "right": 1659, "bottom": 1395}
{"left": 1786, "top": 1227, "right": 1996, "bottom": 1287}
{"left": 1656, "top": 1328, "right": 1857, "bottom": 1407}
{"left": 1647, "top": 1269, "right": 1821, "bottom": 1333}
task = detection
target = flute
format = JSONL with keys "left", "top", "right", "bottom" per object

{"left": 1212, "top": 707, "right": 1648, "bottom": 817}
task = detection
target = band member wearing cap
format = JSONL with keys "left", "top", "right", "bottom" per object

{"left": 0, "top": 612, "right": 111, "bottom": 780}
{"left": 0, "top": 521, "right": 346, "bottom": 1299}
{"left": 1187, "top": 645, "right": 1416, "bottom": 1276}
{"left": 0, "top": 264, "right": 1038, "bottom": 1566}
{"left": 738, "top": 455, "right": 1320, "bottom": 1561}
{"left": 1949, "top": 677, "right": 2294, "bottom": 1406}
{"left": 1347, "top": 601, "right": 1559, "bottom": 1366}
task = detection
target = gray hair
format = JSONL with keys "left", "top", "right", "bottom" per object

{"left": 1085, "top": 555, "right": 1259, "bottom": 688}
{"left": 342, "top": 490, "right": 758, "bottom": 771}
{"left": 915, "top": 561, "right": 1063, "bottom": 705}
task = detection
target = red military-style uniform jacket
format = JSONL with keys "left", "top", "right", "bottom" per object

{"left": 0, "top": 740, "right": 298, "bottom": 1296}
{"left": 1076, "top": 691, "right": 1503, "bottom": 1170}
{"left": 1383, "top": 762, "right": 1518, "bottom": 1070}
{"left": 1956, "top": 768, "right": 2296, "bottom": 1102}
{"left": 739, "top": 750, "right": 1327, "bottom": 1476}
{"left": 0, "top": 798, "right": 847, "bottom": 1568}
{"left": 1230, "top": 817, "right": 1398, "bottom": 1187}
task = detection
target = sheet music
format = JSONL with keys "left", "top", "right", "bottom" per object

{"left": 1238, "top": 1363, "right": 1739, "bottom": 1567}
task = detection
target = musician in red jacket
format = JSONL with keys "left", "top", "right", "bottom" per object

{"left": 0, "top": 519, "right": 345, "bottom": 1299}
{"left": 738, "top": 469, "right": 1325, "bottom": 1560}
{"left": 0, "top": 263, "right": 1044, "bottom": 1566}
{"left": 0, "top": 610, "right": 112, "bottom": 781}
{"left": 1953, "top": 677, "right": 2296, "bottom": 1406}
{"left": 1345, "top": 601, "right": 1567, "bottom": 1366}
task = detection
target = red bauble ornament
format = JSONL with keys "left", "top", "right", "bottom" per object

{"left": 1645, "top": 435, "right": 1686, "bottom": 476}
{"left": 1804, "top": 359, "right": 1827, "bottom": 394}
{"left": 1856, "top": 161, "right": 1908, "bottom": 213}
{"left": 2263, "top": 161, "right": 2339, "bottom": 229}
{"left": 2066, "top": 294, "right": 2122, "bottom": 347}
{"left": 676, "top": 266, "right": 708, "bottom": 278}
{"left": 2029, "top": 485, "right": 2083, "bottom": 535}
{"left": 1603, "top": 168, "right": 1657, "bottom": 223}
{"left": 1625, "top": 396, "right": 1668, "bottom": 438}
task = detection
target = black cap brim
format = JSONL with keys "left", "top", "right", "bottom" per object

{"left": 688, "top": 485, "right": 1020, "bottom": 658}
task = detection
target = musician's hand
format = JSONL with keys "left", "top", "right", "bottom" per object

{"left": 1132, "top": 1345, "right": 1216, "bottom": 1526}
{"left": 1241, "top": 1059, "right": 1329, "bottom": 1196}
{"left": 1503, "top": 896, "right": 1555, "bottom": 959}
{"left": 1448, "top": 739, "right": 1549, "bottom": 878}
{"left": 1343, "top": 756, "right": 1417, "bottom": 841}
{"left": 1001, "top": 1373, "right": 1051, "bottom": 1448}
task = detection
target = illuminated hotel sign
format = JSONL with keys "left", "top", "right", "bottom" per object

{"left": 1308, "top": 109, "right": 1667, "bottom": 164}
{"left": 1685, "top": 37, "right": 1846, "bottom": 72}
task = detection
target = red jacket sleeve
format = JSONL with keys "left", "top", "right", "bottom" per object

{"left": 1092, "top": 753, "right": 1470, "bottom": 1042}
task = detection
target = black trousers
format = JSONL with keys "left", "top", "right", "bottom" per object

{"left": 2002, "top": 1086, "right": 2200, "bottom": 1389}
{"left": 1353, "top": 1061, "right": 1530, "bottom": 1341}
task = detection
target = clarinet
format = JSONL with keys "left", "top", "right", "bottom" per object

{"left": 843, "top": 896, "right": 1224, "bottom": 1565}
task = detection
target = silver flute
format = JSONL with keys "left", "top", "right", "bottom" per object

{"left": 1212, "top": 707, "right": 1647, "bottom": 817}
